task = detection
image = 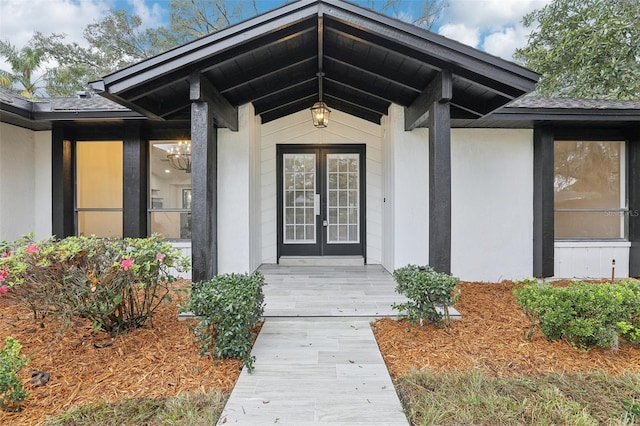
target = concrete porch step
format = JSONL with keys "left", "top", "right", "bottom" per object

{"left": 278, "top": 256, "right": 365, "bottom": 266}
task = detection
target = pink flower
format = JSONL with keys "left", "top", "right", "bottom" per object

{"left": 0, "top": 268, "right": 8, "bottom": 283}
{"left": 120, "top": 258, "right": 134, "bottom": 271}
{"left": 156, "top": 252, "right": 164, "bottom": 263}
{"left": 0, "top": 286, "right": 8, "bottom": 295}
{"left": 2, "top": 251, "right": 11, "bottom": 258}
{"left": 26, "top": 243, "right": 38, "bottom": 254}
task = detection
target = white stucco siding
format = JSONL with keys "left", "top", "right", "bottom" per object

{"left": 0, "top": 123, "right": 38, "bottom": 241}
{"left": 34, "top": 131, "right": 52, "bottom": 239}
{"left": 217, "top": 104, "right": 259, "bottom": 274}
{"left": 260, "top": 109, "right": 384, "bottom": 265}
{"left": 451, "top": 128, "right": 534, "bottom": 282}
{"left": 388, "top": 104, "right": 430, "bottom": 269}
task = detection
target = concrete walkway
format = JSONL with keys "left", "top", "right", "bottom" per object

{"left": 217, "top": 265, "right": 410, "bottom": 425}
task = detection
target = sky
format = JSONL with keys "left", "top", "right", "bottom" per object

{"left": 0, "top": 0, "right": 553, "bottom": 77}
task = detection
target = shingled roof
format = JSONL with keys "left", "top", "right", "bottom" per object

{"left": 508, "top": 96, "right": 640, "bottom": 110}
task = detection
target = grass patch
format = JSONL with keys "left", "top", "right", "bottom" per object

{"left": 397, "top": 370, "right": 640, "bottom": 425}
{"left": 45, "top": 391, "right": 228, "bottom": 426}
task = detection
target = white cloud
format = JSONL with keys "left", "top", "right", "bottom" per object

{"left": 442, "top": 0, "right": 551, "bottom": 30}
{"left": 438, "top": 23, "right": 480, "bottom": 48}
{"left": 436, "top": 0, "right": 552, "bottom": 60}
{"left": 482, "top": 24, "right": 531, "bottom": 60}
{"left": 128, "top": 0, "right": 165, "bottom": 29}
{"left": 0, "top": 0, "right": 111, "bottom": 49}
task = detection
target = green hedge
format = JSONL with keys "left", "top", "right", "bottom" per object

{"left": 186, "top": 272, "right": 265, "bottom": 371}
{"left": 392, "top": 264, "right": 460, "bottom": 327}
{"left": 514, "top": 279, "right": 640, "bottom": 349}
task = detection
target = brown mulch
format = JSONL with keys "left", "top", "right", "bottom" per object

{"left": 2, "top": 280, "right": 639, "bottom": 425}
{"left": 0, "top": 281, "right": 244, "bottom": 426}
{"left": 373, "top": 281, "right": 640, "bottom": 380}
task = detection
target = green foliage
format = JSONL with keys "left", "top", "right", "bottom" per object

{"left": 514, "top": 0, "right": 640, "bottom": 99}
{"left": 186, "top": 272, "right": 265, "bottom": 372}
{"left": 48, "top": 391, "right": 228, "bottom": 425}
{"left": 0, "top": 35, "right": 54, "bottom": 97}
{"left": 397, "top": 370, "right": 640, "bottom": 425}
{"left": 514, "top": 279, "right": 640, "bottom": 349}
{"left": 0, "top": 234, "right": 190, "bottom": 335}
{"left": 392, "top": 265, "right": 460, "bottom": 327}
{"left": 0, "top": 337, "right": 29, "bottom": 412}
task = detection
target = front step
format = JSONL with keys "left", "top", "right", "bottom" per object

{"left": 278, "top": 256, "right": 365, "bottom": 266}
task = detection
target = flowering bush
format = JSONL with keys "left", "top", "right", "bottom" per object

{"left": 0, "top": 234, "right": 190, "bottom": 335}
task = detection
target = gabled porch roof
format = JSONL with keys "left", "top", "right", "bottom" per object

{"left": 90, "top": 0, "right": 538, "bottom": 128}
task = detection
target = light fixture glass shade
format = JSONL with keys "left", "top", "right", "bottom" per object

{"left": 310, "top": 101, "right": 331, "bottom": 128}
{"left": 167, "top": 140, "right": 192, "bottom": 173}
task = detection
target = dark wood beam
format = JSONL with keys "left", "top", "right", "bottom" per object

{"left": 533, "top": 125, "right": 555, "bottom": 277}
{"left": 51, "top": 125, "right": 75, "bottom": 238}
{"left": 190, "top": 72, "right": 238, "bottom": 131}
{"left": 428, "top": 97, "right": 452, "bottom": 274}
{"left": 190, "top": 101, "right": 218, "bottom": 282}
{"left": 122, "top": 123, "right": 148, "bottom": 238}
{"left": 629, "top": 136, "right": 640, "bottom": 276}
{"left": 405, "top": 70, "right": 452, "bottom": 131}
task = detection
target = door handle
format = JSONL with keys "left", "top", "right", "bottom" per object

{"left": 322, "top": 220, "right": 328, "bottom": 227}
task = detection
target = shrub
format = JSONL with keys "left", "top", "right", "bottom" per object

{"left": 514, "top": 279, "right": 640, "bottom": 350}
{"left": 392, "top": 264, "right": 460, "bottom": 327}
{"left": 0, "top": 337, "right": 29, "bottom": 412}
{"left": 186, "top": 272, "right": 265, "bottom": 372}
{"left": 0, "top": 234, "right": 190, "bottom": 335}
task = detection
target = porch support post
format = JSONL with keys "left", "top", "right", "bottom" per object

{"left": 533, "top": 125, "right": 555, "bottom": 277}
{"left": 123, "top": 123, "right": 148, "bottom": 237}
{"left": 190, "top": 73, "right": 219, "bottom": 282}
{"left": 51, "top": 125, "right": 74, "bottom": 238}
{"left": 629, "top": 135, "right": 640, "bottom": 276}
{"left": 406, "top": 70, "right": 453, "bottom": 273}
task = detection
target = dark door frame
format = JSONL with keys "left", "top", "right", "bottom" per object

{"left": 276, "top": 144, "right": 367, "bottom": 261}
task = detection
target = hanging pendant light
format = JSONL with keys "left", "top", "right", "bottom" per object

{"left": 311, "top": 69, "right": 330, "bottom": 128}
{"left": 310, "top": 101, "right": 330, "bottom": 128}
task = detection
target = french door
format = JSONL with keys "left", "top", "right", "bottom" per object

{"left": 277, "top": 145, "right": 366, "bottom": 258}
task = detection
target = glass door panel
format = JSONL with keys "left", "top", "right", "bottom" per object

{"left": 283, "top": 153, "right": 316, "bottom": 244}
{"left": 326, "top": 153, "right": 359, "bottom": 244}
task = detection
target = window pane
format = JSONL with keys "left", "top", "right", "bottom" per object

{"left": 76, "top": 142, "right": 123, "bottom": 209}
{"left": 150, "top": 212, "right": 191, "bottom": 239}
{"left": 78, "top": 212, "right": 122, "bottom": 238}
{"left": 554, "top": 141, "right": 625, "bottom": 239}
{"left": 555, "top": 211, "right": 623, "bottom": 239}
{"left": 150, "top": 142, "right": 192, "bottom": 209}
{"left": 555, "top": 141, "right": 622, "bottom": 210}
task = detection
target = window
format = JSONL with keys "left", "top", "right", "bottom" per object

{"left": 554, "top": 141, "right": 626, "bottom": 239}
{"left": 149, "top": 141, "right": 192, "bottom": 239}
{"left": 76, "top": 141, "right": 123, "bottom": 237}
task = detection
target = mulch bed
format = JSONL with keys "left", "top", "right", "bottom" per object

{"left": 0, "top": 280, "right": 243, "bottom": 426}
{"left": 373, "top": 281, "right": 640, "bottom": 379}
{"left": 2, "top": 279, "right": 639, "bottom": 425}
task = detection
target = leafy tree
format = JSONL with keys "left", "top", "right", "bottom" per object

{"left": 35, "top": 10, "right": 178, "bottom": 96}
{"left": 514, "top": 0, "right": 640, "bottom": 99}
{"left": 168, "top": 0, "right": 260, "bottom": 44}
{"left": 0, "top": 35, "right": 54, "bottom": 97}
